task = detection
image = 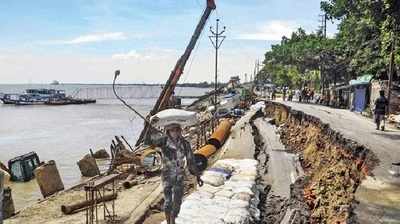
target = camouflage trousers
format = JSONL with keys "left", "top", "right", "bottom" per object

{"left": 161, "top": 172, "right": 185, "bottom": 217}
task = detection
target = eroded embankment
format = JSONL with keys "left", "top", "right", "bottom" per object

{"left": 262, "top": 102, "right": 379, "bottom": 224}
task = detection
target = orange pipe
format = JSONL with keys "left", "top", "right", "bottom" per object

{"left": 193, "top": 120, "right": 233, "bottom": 172}
{"left": 195, "top": 144, "right": 217, "bottom": 158}
{"left": 207, "top": 119, "right": 232, "bottom": 148}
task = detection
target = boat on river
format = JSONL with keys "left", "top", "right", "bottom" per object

{"left": 0, "top": 88, "right": 96, "bottom": 105}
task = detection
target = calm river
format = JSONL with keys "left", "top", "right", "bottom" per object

{"left": 0, "top": 84, "right": 210, "bottom": 210}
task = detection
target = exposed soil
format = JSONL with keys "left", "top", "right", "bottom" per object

{"left": 263, "top": 102, "right": 379, "bottom": 224}
{"left": 251, "top": 111, "right": 309, "bottom": 224}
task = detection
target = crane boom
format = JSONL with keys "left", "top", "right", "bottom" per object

{"left": 135, "top": 0, "right": 216, "bottom": 146}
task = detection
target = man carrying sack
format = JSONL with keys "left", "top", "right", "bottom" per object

{"left": 146, "top": 109, "right": 203, "bottom": 224}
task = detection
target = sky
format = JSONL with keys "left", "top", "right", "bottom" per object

{"left": 0, "top": 0, "right": 337, "bottom": 84}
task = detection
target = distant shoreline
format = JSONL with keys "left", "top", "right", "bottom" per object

{"left": 0, "top": 83, "right": 217, "bottom": 88}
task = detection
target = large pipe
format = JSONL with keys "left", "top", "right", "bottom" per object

{"left": 207, "top": 120, "right": 232, "bottom": 148}
{"left": 61, "top": 194, "right": 117, "bottom": 215}
{"left": 194, "top": 120, "right": 233, "bottom": 172}
{"left": 196, "top": 144, "right": 217, "bottom": 158}
{"left": 194, "top": 144, "right": 217, "bottom": 172}
{"left": 122, "top": 174, "right": 138, "bottom": 189}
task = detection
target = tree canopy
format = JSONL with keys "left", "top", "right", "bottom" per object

{"left": 258, "top": 0, "right": 400, "bottom": 89}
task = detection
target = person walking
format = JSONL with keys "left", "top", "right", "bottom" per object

{"left": 282, "top": 87, "right": 287, "bottom": 101}
{"left": 271, "top": 89, "right": 276, "bottom": 100}
{"left": 374, "top": 90, "right": 389, "bottom": 131}
{"left": 146, "top": 123, "right": 203, "bottom": 224}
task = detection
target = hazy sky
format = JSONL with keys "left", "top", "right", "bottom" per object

{"left": 0, "top": 0, "right": 337, "bottom": 84}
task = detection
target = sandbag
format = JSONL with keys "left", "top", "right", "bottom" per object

{"left": 151, "top": 109, "right": 198, "bottom": 128}
{"left": 201, "top": 170, "right": 225, "bottom": 187}
{"left": 223, "top": 208, "right": 250, "bottom": 224}
{"left": 215, "top": 189, "right": 234, "bottom": 199}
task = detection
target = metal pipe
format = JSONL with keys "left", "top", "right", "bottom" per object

{"left": 61, "top": 194, "right": 117, "bottom": 215}
{"left": 193, "top": 144, "right": 217, "bottom": 172}
{"left": 122, "top": 174, "right": 138, "bottom": 189}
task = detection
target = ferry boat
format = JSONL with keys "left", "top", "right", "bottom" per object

{"left": 1, "top": 88, "right": 96, "bottom": 105}
{"left": 0, "top": 93, "right": 22, "bottom": 104}
{"left": 1, "top": 89, "right": 65, "bottom": 105}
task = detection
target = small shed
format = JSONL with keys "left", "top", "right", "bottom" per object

{"left": 333, "top": 85, "right": 351, "bottom": 109}
{"left": 349, "top": 74, "right": 373, "bottom": 112}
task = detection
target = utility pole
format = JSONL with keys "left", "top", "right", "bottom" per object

{"left": 319, "top": 13, "right": 327, "bottom": 94}
{"left": 209, "top": 18, "right": 226, "bottom": 107}
{"left": 319, "top": 13, "right": 327, "bottom": 38}
{"left": 253, "top": 60, "right": 259, "bottom": 82}
{"left": 387, "top": 24, "right": 398, "bottom": 114}
{"left": 253, "top": 60, "right": 262, "bottom": 84}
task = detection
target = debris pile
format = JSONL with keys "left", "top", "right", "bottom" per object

{"left": 161, "top": 159, "right": 260, "bottom": 224}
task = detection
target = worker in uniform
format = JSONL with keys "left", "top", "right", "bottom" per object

{"left": 374, "top": 90, "right": 389, "bottom": 131}
{"left": 146, "top": 122, "right": 203, "bottom": 224}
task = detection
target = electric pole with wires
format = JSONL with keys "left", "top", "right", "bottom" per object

{"left": 209, "top": 18, "right": 226, "bottom": 108}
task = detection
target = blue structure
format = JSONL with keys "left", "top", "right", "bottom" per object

{"left": 350, "top": 75, "right": 373, "bottom": 112}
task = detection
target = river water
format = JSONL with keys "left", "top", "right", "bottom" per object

{"left": 0, "top": 84, "right": 210, "bottom": 210}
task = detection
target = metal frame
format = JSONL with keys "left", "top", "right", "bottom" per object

{"left": 85, "top": 178, "right": 118, "bottom": 224}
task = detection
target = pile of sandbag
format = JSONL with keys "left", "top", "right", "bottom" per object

{"left": 161, "top": 159, "right": 260, "bottom": 224}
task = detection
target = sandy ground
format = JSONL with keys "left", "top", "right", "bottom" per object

{"left": 5, "top": 177, "right": 161, "bottom": 224}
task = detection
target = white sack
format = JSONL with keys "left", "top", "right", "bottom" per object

{"left": 151, "top": 109, "right": 198, "bottom": 128}
{"left": 202, "top": 170, "right": 226, "bottom": 187}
